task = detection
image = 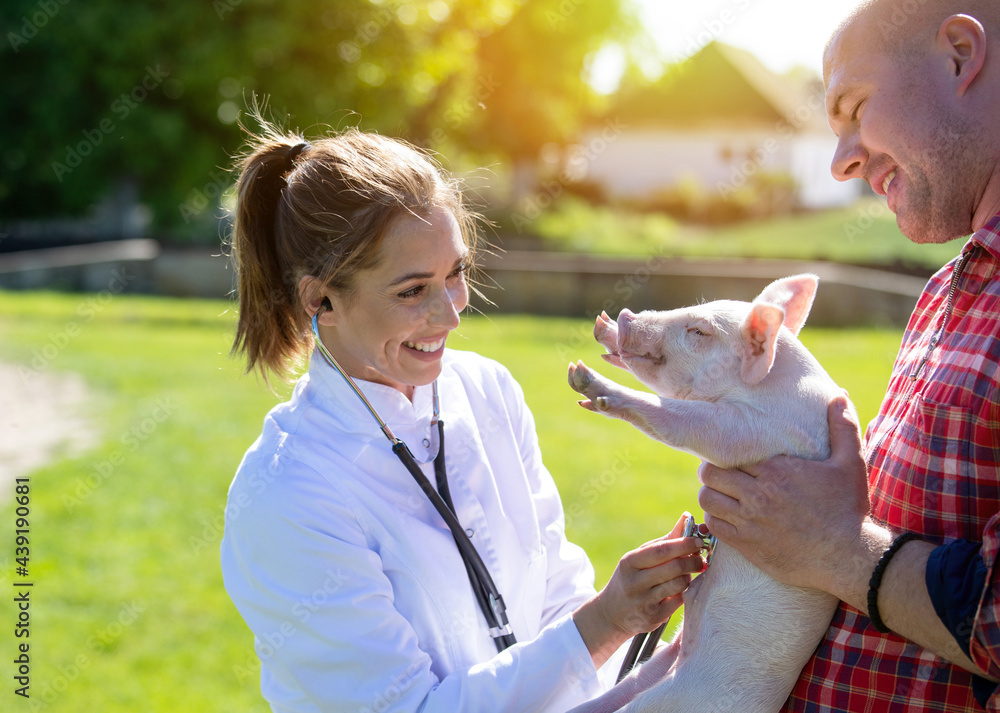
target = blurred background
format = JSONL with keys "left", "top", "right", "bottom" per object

{"left": 1, "top": 0, "right": 960, "bottom": 299}
{"left": 0, "top": 0, "right": 973, "bottom": 710}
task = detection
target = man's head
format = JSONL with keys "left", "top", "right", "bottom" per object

{"left": 824, "top": 1, "right": 1000, "bottom": 243}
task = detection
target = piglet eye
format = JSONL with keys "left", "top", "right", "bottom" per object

{"left": 688, "top": 327, "right": 707, "bottom": 337}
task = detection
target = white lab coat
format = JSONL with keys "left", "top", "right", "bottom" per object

{"left": 221, "top": 348, "right": 614, "bottom": 712}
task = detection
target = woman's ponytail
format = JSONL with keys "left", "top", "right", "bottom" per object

{"left": 230, "top": 135, "right": 311, "bottom": 384}
{"left": 228, "top": 118, "right": 481, "bottom": 386}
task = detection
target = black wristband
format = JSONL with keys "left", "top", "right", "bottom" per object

{"left": 868, "top": 532, "right": 920, "bottom": 633}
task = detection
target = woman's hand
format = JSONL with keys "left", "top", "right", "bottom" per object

{"left": 573, "top": 514, "right": 705, "bottom": 668}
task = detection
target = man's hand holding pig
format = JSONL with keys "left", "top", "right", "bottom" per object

{"left": 696, "top": 394, "right": 872, "bottom": 601}
{"left": 572, "top": 514, "right": 705, "bottom": 669}
{"left": 697, "top": 394, "right": 997, "bottom": 679}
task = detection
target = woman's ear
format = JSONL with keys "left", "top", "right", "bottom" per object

{"left": 298, "top": 276, "right": 337, "bottom": 325}
{"left": 937, "top": 14, "right": 987, "bottom": 97}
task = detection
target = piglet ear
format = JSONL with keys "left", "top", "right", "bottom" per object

{"left": 753, "top": 274, "right": 818, "bottom": 337}
{"left": 740, "top": 303, "right": 784, "bottom": 385}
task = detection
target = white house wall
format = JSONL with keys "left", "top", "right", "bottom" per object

{"left": 790, "top": 134, "right": 863, "bottom": 209}
{"left": 578, "top": 128, "right": 858, "bottom": 209}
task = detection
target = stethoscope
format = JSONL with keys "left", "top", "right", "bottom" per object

{"left": 616, "top": 514, "right": 716, "bottom": 683}
{"left": 310, "top": 312, "right": 516, "bottom": 652}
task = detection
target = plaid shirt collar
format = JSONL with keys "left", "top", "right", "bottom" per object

{"left": 965, "top": 210, "right": 1000, "bottom": 262}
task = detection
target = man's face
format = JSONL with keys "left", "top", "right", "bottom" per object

{"left": 823, "top": 19, "right": 977, "bottom": 244}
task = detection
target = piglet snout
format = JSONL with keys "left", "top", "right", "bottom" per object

{"left": 616, "top": 309, "right": 638, "bottom": 353}
{"left": 617, "top": 309, "right": 636, "bottom": 341}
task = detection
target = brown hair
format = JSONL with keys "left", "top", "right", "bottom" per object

{"left": 228, "top": 119, "right": 482, "bottom": 384}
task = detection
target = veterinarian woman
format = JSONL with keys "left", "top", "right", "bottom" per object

{"left": 219, "top": 121, "right": 704, "bottom": 713}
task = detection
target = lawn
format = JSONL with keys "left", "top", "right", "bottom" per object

{"left": 0, "top": 291, "right": 904, "bottom": 711}
{"left": 523, "top": 196, "right": 964, "bottom": 274}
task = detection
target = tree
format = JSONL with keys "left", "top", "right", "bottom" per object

{"left": 1, "top": 0, "right": 639, "bottom": 241}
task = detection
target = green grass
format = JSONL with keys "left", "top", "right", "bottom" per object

{"left": 527, "top": 196, "right": 965, "bottom": 273}
{"left": 0, "top": 291, "right": 904, "bottom": 711}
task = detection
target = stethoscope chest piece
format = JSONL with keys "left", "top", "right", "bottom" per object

{"left": 684, "top": 516, "right": 717, "bottom": 565}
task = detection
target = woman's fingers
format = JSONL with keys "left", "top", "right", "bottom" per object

{"left": 626, "top": 534, "right": 704, "bottom": 571}
{"left": 625, "top": 549, "right": 705, "bottom": 604}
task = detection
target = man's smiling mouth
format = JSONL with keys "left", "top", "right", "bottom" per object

{"left": 883, "top": 169, "right": 897, "bottom": 195}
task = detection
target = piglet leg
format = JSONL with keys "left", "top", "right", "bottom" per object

{"left": 567, "top": 361, "right": 760, "bottom": 468}
{"left": 567, "top": 638, "right": 680, "bottom": 713}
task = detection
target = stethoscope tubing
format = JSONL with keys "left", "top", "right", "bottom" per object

{"left": 310, "top": 313, "right": 515, "bottom": 651}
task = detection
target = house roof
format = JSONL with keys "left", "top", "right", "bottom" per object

{"left": 607, "top": 42, "right": 829, "bottom": 133}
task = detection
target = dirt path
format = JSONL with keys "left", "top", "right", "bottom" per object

{"left": 0, "top": 361, "right": 101, "bottom": 496}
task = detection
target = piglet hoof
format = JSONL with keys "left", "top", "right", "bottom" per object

{"left": 567, "top": 360, "right": 595, "bottom": 393}
{"left": 594, "top": 311, "right": 615, "bottom": 340}
{"left": 594, "top": 396, "right": 610, "bottom": 411}
{"left": 594, "top": 311, "right": 621, "bottom": 357}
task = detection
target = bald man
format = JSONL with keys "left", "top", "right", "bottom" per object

{"left": 699, "top": 2, "right": 1000, "bottom": 711}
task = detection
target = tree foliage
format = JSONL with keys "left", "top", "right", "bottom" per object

{"left": 1, "top": 0, "right": 638, "bottom": 240}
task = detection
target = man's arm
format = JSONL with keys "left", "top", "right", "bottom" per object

{"left": 697, "top": 396, "right": 998, "bottom": 682}
{"left": 828, "top": 521, "right": 992, "bottom": 679}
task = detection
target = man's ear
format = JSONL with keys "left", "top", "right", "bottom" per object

{"left": 298, "top": 276, "right": 337, "bottom": 326}
{"left": 740, "top": 303, "right": 784, "bottom": 385}
{"left": 937, "top": 14, "right": 987, "bottom": 97}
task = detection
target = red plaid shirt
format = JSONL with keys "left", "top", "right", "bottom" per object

{"left": 785, "top": 212, "right": 1000, "bottom": 712}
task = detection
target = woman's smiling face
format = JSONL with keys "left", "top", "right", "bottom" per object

{"left": 318, "top": 204, "right": 470, "bottom": 399}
